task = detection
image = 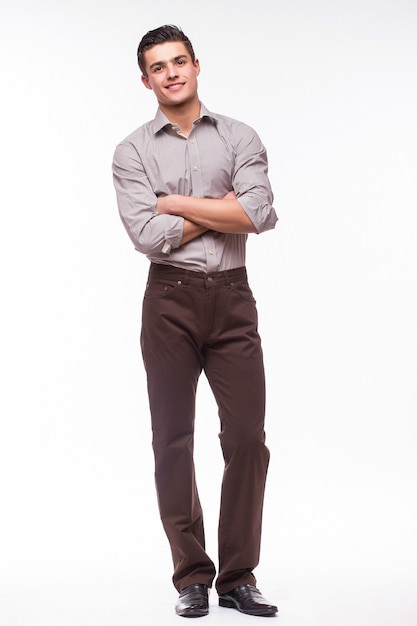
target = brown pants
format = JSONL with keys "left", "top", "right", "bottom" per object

{"left": 140, "top": 263, "right": 270, "bottom": 594}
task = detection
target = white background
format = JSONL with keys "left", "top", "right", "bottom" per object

{"left": 1, "top": 1, "right": 416, "bottom": 624}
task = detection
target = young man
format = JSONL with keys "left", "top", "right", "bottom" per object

{"left": 113, "top": 25, "right": 278, "bottom": 618}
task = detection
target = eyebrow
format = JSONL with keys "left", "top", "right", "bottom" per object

{"left": 149, "top": 54, "right": 188, "bottom": 70}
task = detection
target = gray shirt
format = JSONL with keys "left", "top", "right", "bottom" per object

{"left": 112, "top": 103, "right": 277, "bottom": 272}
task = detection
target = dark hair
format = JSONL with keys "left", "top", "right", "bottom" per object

{"left": 137, "top": 24, "right": 196, "bottom": 76}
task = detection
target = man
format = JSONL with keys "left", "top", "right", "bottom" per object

{"left": 112, "top": 25, "right": 278, "bottom": 618}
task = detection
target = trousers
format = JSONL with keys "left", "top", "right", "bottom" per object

{"left": 140, "top": 262, "right": 270, "bottom": 594}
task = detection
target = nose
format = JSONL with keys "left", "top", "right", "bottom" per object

{"left": 166, "top": 63, "right": 179, "bottom": 79}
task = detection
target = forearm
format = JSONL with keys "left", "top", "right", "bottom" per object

{"left": 158, "top": 195, "right": 257, "bottom": 234}
{"left": 181, "top": 219, "right": 208, "bottom": 245}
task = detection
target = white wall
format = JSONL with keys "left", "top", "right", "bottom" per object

{"left": 1, "top": 1, "right": 416, "bottom": 624}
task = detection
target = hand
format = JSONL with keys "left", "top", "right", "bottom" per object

{"left": 156, "top": 195, "right": 177, "bottom": 215}
{"left": 223, "top": 190, "right": 236, "bottom": 200}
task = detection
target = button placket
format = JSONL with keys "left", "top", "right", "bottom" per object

{"left": 187, "top": 129, "right": 218, "bottom": 273}
{"left": 187, "top": 134, "right": 202, "bottom": 196}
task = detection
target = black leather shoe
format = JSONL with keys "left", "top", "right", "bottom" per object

{"left": 175, "top": 584, "right": 209, "bottom": 618}
{"left": 219, "top": 584, "right": 278, "bottom": 616}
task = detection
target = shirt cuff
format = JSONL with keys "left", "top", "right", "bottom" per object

{"left": 160, "top": 214, "right": 184, "bottom": 251}
{"left": 237, "top": 196, "right": 278, "bottom": 233}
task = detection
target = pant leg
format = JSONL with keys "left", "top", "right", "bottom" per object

{"left": 203, "top": 271, "right": 270, "bottom": 594}
{"left": 140, "top": 265, "right": 216, "bottom": 591}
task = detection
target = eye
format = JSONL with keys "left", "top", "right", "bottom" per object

{"left": 152, "top": 65, "right": 162, "bottom": 73}
{"left": 176, "top": 58, "right": 185, "bottom": 65}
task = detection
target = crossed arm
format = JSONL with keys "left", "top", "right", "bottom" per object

{"left": 157, "top": 191, "right": 257, "bottom": 246}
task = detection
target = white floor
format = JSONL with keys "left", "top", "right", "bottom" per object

{"left": 2, "top": 568, "right": 416, "bottom": 626}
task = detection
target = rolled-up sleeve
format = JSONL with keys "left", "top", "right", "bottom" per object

{"left": 231, "top": 124, "right": 278, "bottom": 234}
{"left": 112, "top": 141, "right": 183, "bottom": 255}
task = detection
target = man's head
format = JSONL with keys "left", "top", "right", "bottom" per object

{"left": 137, "top": 24, "right": 195, "bottom": 77}
{"left": 137, "top": 25, "right": 200, "bottom": 113}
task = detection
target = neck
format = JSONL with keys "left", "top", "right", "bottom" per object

{"left": 159, "top": 97, "right": 201, "bottom": 136}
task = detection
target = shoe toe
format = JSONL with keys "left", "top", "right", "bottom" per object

{"left": 175, "top": 584, "right": 209, "bottom": 618}
{"left": 219, "top": 584, "right": 278, "bottom": 616}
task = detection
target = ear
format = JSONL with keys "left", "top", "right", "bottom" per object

{"left": 194, "top": 58, "right": 200, "bottom": 77}
{"left": 141, "top": 74, "right": 152, "bottom": 90}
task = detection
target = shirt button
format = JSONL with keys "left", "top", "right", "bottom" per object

{"left": 193, "top": 166, "right": 199, "bottom": 171}
{"left": 177, "top": 280, "right": 182, "bottom": 285}
{"left": 189, "top": 139, "right": 195, "bottom": 143}
{"left": 209, "top": 250, "right": 214, "bottom": 255}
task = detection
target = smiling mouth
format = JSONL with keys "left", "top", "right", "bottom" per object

{"left": 165, "top": 83, "right": 185, "bottom": 90}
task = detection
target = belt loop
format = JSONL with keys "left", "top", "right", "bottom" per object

{"left": 223, "top": 269, "right": 231, "bottom": 285}
{"left": 182, "top": 269, "right": 190, "bottom": 285}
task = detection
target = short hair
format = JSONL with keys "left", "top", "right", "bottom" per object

{"left": 137, "top": 24, "right": 196, "bottom": 76}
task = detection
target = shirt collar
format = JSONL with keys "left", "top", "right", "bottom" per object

{"left": 152, "top": 102, "right": 218, "bottom": 134}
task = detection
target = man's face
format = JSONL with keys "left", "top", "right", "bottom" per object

{"left": 141, "top": 41, "right": 200, "bottom": 109}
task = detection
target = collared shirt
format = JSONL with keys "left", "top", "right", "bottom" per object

{"left": 112, "top": 103, "right": 277, "bottom": 272}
